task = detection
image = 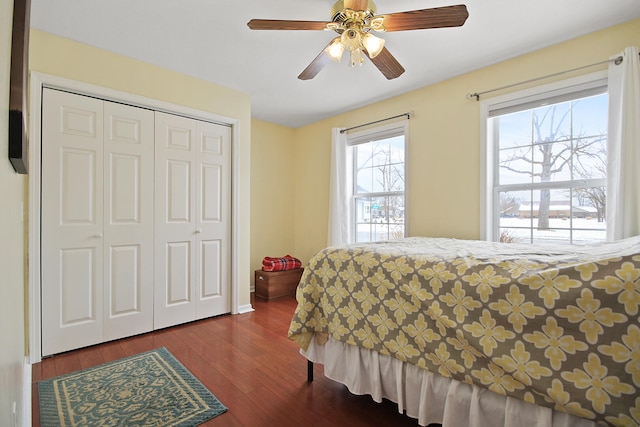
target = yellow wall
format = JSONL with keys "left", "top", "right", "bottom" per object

{"left": 0, "top": 0, "right": 27, "bottom": 421}
{"left": 289, "top": 18, "right": 640, "bottom": 263}
{"left": 29, "top": 30, "right": 253, "bottom": 308}
{"left": 250, "top": 120, "right": 297, "bottom": 286}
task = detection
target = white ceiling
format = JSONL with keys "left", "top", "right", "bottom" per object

{"left": 30, "top": 0, "right": 640, "bottom": 128}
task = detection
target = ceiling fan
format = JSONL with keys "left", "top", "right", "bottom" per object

{"left": 247, "top": 1, "right": 468, "bottom": 80}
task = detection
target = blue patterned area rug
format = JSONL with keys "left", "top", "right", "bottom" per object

{"left": 38, "top": 347, "right": 227, "bottom": 427}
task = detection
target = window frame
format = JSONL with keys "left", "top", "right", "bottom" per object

{"left": 479, "top": 71, "right": 608, "bottom": 243}
{"left": 347, "top": 120, "right": 409, "bottom": 243}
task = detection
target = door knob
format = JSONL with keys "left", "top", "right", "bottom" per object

{"left": 195, "top": 229, "right": 202, "bottom": 234}
{"left": 94, "top": 233, "right": 103, "bottom": 238}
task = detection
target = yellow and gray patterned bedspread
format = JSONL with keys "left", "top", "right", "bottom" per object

{"left": 288, "top": 236, "right": 640, "bottom": 426}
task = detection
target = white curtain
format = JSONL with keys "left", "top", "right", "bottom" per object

{"left": 327, "top": 128, "right": 351, "bottom": 246}
{"left": 607, "top": 46, "right": 640, "bottom": 241}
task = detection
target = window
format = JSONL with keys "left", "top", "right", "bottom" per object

{"left": 348, "top": 121, "right": 407, "bottom": 243}
{"left": 483, "top": 74, "right": 608, "bottom": 245}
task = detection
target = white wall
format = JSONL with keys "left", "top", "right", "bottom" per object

{"left": 0, "top": 0, "right": 27, "bottom": 424}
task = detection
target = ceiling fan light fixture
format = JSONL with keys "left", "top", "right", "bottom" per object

{"left": 362, "top": 32, "right": 385, "bottom": 58}
{"left": 325, "top": 37, "right": 345, "bottom": 62}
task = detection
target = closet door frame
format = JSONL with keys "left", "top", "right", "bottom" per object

{"left": 28, "top": 72, "right": 243, "bottom": 363}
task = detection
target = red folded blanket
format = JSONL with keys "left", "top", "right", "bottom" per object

{"left": 262, "top": 255, "right": 302, "bottom": 272}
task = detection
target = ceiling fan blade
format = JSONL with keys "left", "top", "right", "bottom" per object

{"left": 344, "top": 0, "right": 369, "bottom": 11}
{"left": 298, "top": 45, "right": 332, "bottom": 80}
{"left": 381, "top": 4, "right": 469, "bottom": 32}
{"left": 366, "top": 47, "right": 405, "bottom": 80}
{"left": 247, "top": 19, "right": 330, "bottom": 31}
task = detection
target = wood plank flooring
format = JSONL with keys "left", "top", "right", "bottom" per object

{"left": 32, "top": 294, "right": 429, "bottom": 426}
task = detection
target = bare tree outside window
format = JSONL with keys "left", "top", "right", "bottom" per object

{"left": 573, "top": 142, "right": 606, "bottom": 222}
{"left": 493, "top": 90, "right": 607, "bottom": 244}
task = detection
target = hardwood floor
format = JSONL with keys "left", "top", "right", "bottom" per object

{"left": 32, "top": 294, "right": 427, "bottom": 426}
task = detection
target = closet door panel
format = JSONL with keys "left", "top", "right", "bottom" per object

{"left": 166, "top": 241, "right": 192, "bottom": 304}
{"left": 61, "top": 149, "right": 98, "bottom": 224}
{"left": 110, "top": 154, "right": 140, "bottom": 221}
{"left": 195, "top": 121, "right": 231, "bottom": 318}
{"left": 167, "top": 160, "right": 191, "bottom": 222}
{"left": 200, "top": 239, "right": 222, "bottom": 298}
{"left": 109, "top": 245, "right": 141, "bottom": 314}
{"left": 201, "top": 164, "right": 222, "bottom": 221}
{"left": 103, "top": 101, "right": 154, "bottom": 341}
{"left": 154, "top": 112, "right": 198, "bottom": 329}
{"left": 60, "top": 248, "right": 97, "bottom": 324}
{"left": 41, "top": 89, "right": 104, "bottom": 356}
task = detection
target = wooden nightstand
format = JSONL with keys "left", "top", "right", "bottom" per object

{"left": 255, "top": 268, "right": 304, "bottom": 301}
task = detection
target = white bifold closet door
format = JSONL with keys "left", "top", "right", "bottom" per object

{"left": 154, "top": 112, "right": 231, "bottom": 329}
{"left": 41, "top": 89, "right": 231, "bottom": 357}
{"left": 41, "top": 89, "right": 155, "bottom": 356}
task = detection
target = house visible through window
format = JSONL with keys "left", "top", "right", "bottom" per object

{"left": 348, "top": 121, "right": 407, "bottom": 243}
{"left": 485, "top": 76, "right": 608, "bottom": 244}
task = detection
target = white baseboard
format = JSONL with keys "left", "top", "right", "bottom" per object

{"left": 237, "top": 303, "right": 255, "bottom": 314}
{"left": 22, "top": 357, "right": 31, "bottom": 427}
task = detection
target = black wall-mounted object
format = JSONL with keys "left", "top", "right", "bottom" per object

{"left": 8, "top": 0, "right": 30, "bottom": 174}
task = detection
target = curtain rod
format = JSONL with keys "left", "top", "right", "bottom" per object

{"left": 340, "top": 111, "right": 413, "bottom": 134}
{"left": 465, "top": 55, "right": 631, "bottom": 101}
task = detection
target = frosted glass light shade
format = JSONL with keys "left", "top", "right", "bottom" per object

{"left": 362, "top": 33, "right": 385, "bottom": 58}
{"left": 325, "top": 37, "right": 345, "bottom": 62}
{"left": 349, "top": 48, "right": 364, "bottom": 67}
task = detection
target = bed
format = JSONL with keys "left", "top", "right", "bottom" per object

{"left": 287, "top": 236, "right": 640, "bottom": 427}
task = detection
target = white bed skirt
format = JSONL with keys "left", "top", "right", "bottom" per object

{"left": 302, "top": 338, "right": 598, "bottom": 427}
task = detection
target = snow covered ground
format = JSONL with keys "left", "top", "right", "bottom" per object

{"left": 354, "top": 218, "right": 607, "bottom": 244}
{"left": 499, "top": 217, "right": 606, "bottom": 244}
